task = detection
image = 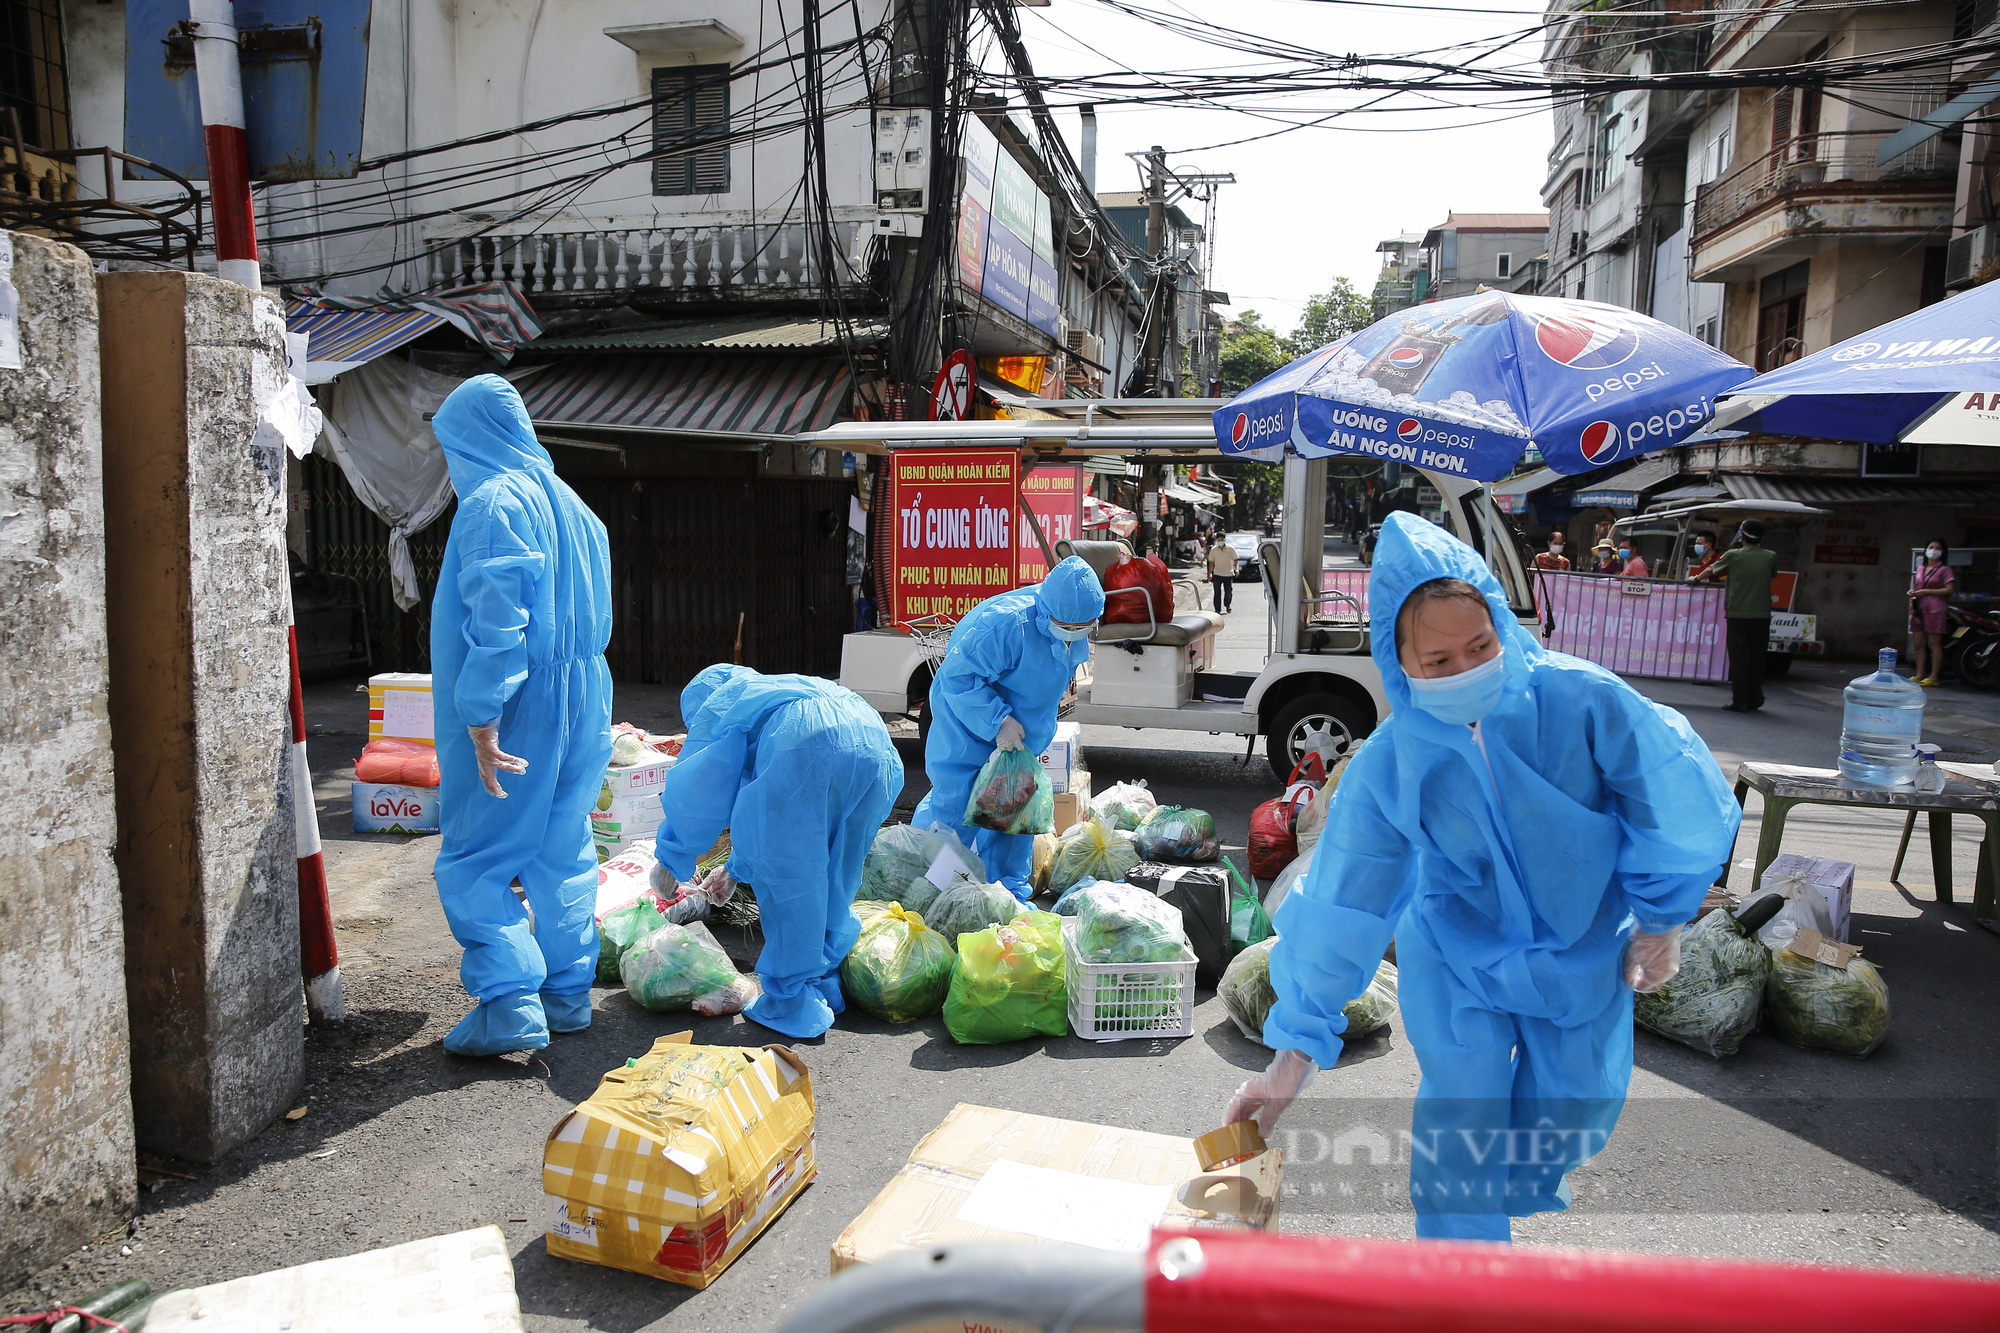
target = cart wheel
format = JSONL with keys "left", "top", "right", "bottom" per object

{"left": 1265, "top": 692, "right": 1370, "bottom": 782}
{"left": 1764, "top": 651, "right": 1792, "bottom": 679}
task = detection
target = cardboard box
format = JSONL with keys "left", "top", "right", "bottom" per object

{"left": 1760, "top": 852, "right": 1854, "bottom": 942}
{"left": 368, "top": 672, "right": 434, "bottom": 744}
{"left": 544, "top": 1034, "right": 816, "bottom": 1289}
{"left": 591, "top": 760, "right": 673, "bottom": 856}
{"left": 1051, "top": 767, "right": 1092, "bottom": 832}
{"left": 351, "top": 781, "right": 440, "bottom": 834}
{"left": 830, "top": 1103, "right": 1280, "bottom": 1276}
{"left": 1039, "top": 721, "right": 1085, "bottom": 792}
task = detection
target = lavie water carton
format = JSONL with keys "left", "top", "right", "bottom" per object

{"left": 353, "top": 782, "right": 440, "bottom": 834}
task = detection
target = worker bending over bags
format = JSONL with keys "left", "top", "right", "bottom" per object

{"left": 1225, "top": 512, "right": 1739, "bottom": 1241}
{"left": 430, "top": 376, "right": 615, "bottom": 1057}
{"left": 652, "top": 665, "right": 904, "bottom": 1039}
{"left": 913, "top": 556, "right": 1105, "bottom": 899}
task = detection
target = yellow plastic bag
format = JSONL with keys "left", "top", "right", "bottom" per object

{"left": 840, "top": 903, "right": 956, "bottom": 1024}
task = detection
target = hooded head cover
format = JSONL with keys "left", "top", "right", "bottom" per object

{"left": 1368, "top": 512, "right": 1540, "bottom": 739}
{"left": 433, "top": 374, "right": 556, "bottom": 494}
{"left": 682, "top": 663, "right": 755, "bottom": 724}
{"left": 1036, "top": 556, "right": 1106, "bottom": 624}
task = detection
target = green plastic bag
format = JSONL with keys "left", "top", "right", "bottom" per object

{"left": 1766, "top": 944, "right": 1890, "bottom": 1058}
{"left": 1048, "top": 820, "right": 1141, "bottom": 896}
{"left": 1132, "top": 806, "right": 1220, "bottom": 863}
{"left": 1224, "top": 857, "right": 1273, "bottom": 954}
{"left": 620, "top": 921, "right": 752, "bottom": 1015}
{"left": 860, "top": 824, "right": 986, "bottom": 905}
{"left": 1218, "top": 938, "right": 1397, "bottom": 1046}
{"left": 597, "top": 897, "right": 668, "bottom": 983}
{"left": 964, "top": 747, "right": 1055, "bottom": 835}
{"left": 943, "top": 911, "right": 1069, "bottom": 1044}
{"left": 1634, "top": 907, "right": 1773, "bottom": 1058}
{"left": 841, "top": 902, "right": 957, "bottom": 1023}
{"left": 1074, "top": 882, "right": 1191, "bottom": 965}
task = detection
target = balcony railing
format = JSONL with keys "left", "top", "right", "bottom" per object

{"left": 1692, "top": 129, "right": 1956, "bottom": 242}
{"left": 420, "top": 212, "right": 876, "bottom": 298}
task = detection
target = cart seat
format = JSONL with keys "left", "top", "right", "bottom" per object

{"left": 1091, "top": 613, "right": 1223, "bottom": 647}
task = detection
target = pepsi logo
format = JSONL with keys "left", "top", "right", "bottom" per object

{"left": 1388, "top": 348, "right": 1426, "bottom": 370}
{"left": 1536, "top": 313, "right": 1640, "bottom": 370}
{"left": 1396, "top": 418, "right": 1423, "bottom": 442}
{"left": 1579, "top": 420, "right": 1621, "bottom": 462}
{"left": 1231, "top": 413, "right": 1249, "bottom": 445}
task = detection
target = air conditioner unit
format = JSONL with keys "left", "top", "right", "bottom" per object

{"left": 1062, "top": 327, "right": 1105, "bottom": 364}
{"left": 1945, "top": 225, "right": 1991, "bottom": 289}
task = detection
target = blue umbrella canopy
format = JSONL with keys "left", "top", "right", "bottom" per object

{"left": 1714, "top": 279, "right": 2000, "bottom": 446}
{"left": 1213, "top": 293, "right": 1753, "bottom": 482}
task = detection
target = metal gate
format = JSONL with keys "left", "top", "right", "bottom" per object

{"left": 301, "top": 453, "right": 453, "bottom": 672}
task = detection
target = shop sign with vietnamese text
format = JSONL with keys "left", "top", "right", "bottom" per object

{"left": 889, "top": 448, "right": 1020, "bottom": 625}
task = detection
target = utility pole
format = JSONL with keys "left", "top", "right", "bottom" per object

{"left": 1136, "top": 146, "right": 1172, "bottom": 555}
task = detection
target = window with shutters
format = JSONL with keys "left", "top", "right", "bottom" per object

{"left": 652, "top": 64, "right": 731, "bottom": 197}
{"left": 0, "top": 0, "right": 71, "bottom": 151}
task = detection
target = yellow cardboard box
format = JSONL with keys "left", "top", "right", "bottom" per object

{"left": 831, "top": 1102, "right": 1280, "bottom": 1276}
{"left": 543, "top": 1034, "right": 816, "bottom": 1289}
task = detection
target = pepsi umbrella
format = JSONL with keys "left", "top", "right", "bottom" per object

{"left": 1213, "top": 293, "right": 1754, "bottom": 481}
{"left": 1712, "top": 278, "right": 2000, "bottom": 446}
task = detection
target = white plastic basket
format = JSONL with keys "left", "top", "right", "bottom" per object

{"left": 1061, "top": 916, "right": 1198, "bottom": 1041}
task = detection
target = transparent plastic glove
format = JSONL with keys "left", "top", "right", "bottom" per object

{"left": 698, "top": 865, "right": 738, "bottom": 905}
{"left": 467, "top": 724, "right": 528, "bottom": 798}
{"left": 1626, "top": 928, "right": 1682, "bottom": 992}
{"left": 1223, "top": 1048, "right": 1318, "bottom": 1139}
{"left": 648, "top": 861, "right": 680, "bottom": 900}
{"left": 996, "top": 716, "right": 1026, "bottom": 752}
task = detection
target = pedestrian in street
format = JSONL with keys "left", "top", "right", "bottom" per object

{"left": 1690, "top": 518, "right": 1776, "bottom": 712}
{"left": 1206, "top": 534, "right": 1239, "bottom": 613}
{"left": 912, "top": 556, "right": 1104, "bottom": 899}
{"left": 1908, "top": 540, "right": 1955, "bottom": 686}
{"left": 1590, "top": 539, "right": 1623, "bottom": 574}
{"left": 1222, "top": 512, "right": 1738, "bottom": 1242}
{"left": 429, "top": 376, "right": 614, "bottom": 1057}
{"left": 1618, "top": 541, "right": 1650, "bottom": 578}
{"left": 649, "top": 665, "right": 903, "bottom": 1039}
{"left": 1687, "top": 531, "right": 1720, "bottom": 579}
{"left": 1531, "top": 531, "right": 1570, "bottom": 572}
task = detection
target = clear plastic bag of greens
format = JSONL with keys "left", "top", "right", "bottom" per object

{"left": 1051, "top": 878, "right": 1122, "bottom": 917}
{"left": 1132, "top": 806, "right": 1220, "bottom": 864}
{"left": 840, "top": 902, "right": 956, "bottom": 1023}
{"left": 1341, "top": 961, "right": 1399, "bottom": 1038}
{"left": 964, "top": 747, "right": 1055, "bottom": 835}
{"left": 1047, "top": 819, "right": 1140, "bottom": 897}
{"left": 1074, "top": 881, "right": 1191, "bottom": 965}
{"left": 942, "top": 910, "right": 1068, "bottom": 1044}
{"left": 1224, "top": 857, "right": 1273, "bottom": 954}
{"left": 859, "top": 823, "right": 986, "bottom": 904}
{"left": 1218, "top": 939, "right": 1396, "bottom": 1046}
{"left": 597, "top": 896, "right": 668, "bottom": 983}
{"left": 1089, "top": 780, "right": 1158, "bottom": 832}
{"left": 926, "top": 875, "right": 1025, "bottom": 947}
{"left": 1766, "top": 943, "right": 1890, "bottom": 1059}
{"left": 619, "top": 921, "right": 752, "bottom": 1015}
{"left": 1634, "top": 898, "right": 1782, "bottom": 1058}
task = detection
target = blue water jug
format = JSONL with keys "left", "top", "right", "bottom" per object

{"left": 1838, "top": 648, "right": 1924, "bottom": 788}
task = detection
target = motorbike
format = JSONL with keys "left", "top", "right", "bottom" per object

{"left": 1944, "top": 602, "right": 2000, "bottom": 690}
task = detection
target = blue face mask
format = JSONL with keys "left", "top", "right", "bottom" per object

{"left": 1404, "top": 647, "right": 1507, "bottom": 725}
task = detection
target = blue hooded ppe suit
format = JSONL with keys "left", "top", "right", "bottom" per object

{"left": 430, "top": 376, "right": 614, "bottom": 1057}
{"left": 1265, "top": 512, "right": 1739, "bottom": 1241}
{"left": 912, "top": 557, "right": 1105, "bottom": 899}
{"left": 653, "top": 665, "right": 903, "bottom": 1039}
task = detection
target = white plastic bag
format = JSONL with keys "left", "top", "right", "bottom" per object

{"left": 1263, "top": 845, "right": 1316, "bottom": 918}
{"left": 1744, "top": 871, "right": 1836, "bottom": 951}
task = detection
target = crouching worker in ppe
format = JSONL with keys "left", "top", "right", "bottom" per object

{"left": 431, "top": 376, "right": 615, "bottom": 1057}
{"left": 650, "top": 665, "right": 904, "bottom": 1039}
{"left": 912, "top": 556, "right": 1105, "bottom": 900}
{"left": 1224, "top": 512, "right": 1739, "bottom": 1241}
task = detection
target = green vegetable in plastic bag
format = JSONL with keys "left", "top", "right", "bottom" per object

{"left": 926, "top": 875, "right": 1025, "bottom": 947}
{"left": 620, "top": 921, "right": 752, "bottom": 1015}
{"left": 1048, "top": 819, "right": 1140, "bottom": 896}
{"left": 1074, "top": 881, "right": 1191, "bottom": 964}
{"left": 860, "top": 823, "right": 986, "bottom": 905}
{"left": 1132, "top": 806, "right": 1220, "bottom": 863}
{"left": 1224, "top": 857, "right": 1273, "bottom": 954}
{"left": 1218, "top": 938, "right": 1397, "bottom": 1046}
{"left": 841, "top": 902, "right": 956, "bottom": 1023}
{"left": 597, "top": 896, "right": 668, "bottom": 982}
{"left": 964, "top": 747, "right": 1054, "bottom": 835}
{"left": 1089, "top": 780, "right": 1158, "bottom": 831}
{"left": 1634, "top": 898, "right": 1783, "bottom": 1058}
{"left": 942, "top": 911, "right": 1069, "bottom": 1044}
{"left": 1766, "top": 944, "right": 1890, "bottom": 1059}
{"left": 1051, "top": 878, "right": 1118, "bottom": 915}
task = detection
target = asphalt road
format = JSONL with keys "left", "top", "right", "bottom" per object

{"left": 10, "top": 544, "right": 2000, "bottom": 1329}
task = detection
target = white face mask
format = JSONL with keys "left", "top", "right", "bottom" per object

{"left": 1549, "top": 542, "right": 1563, "bottom": 553}
{"left": 1927, "top": 547, "right": 1943, "bottom": 560}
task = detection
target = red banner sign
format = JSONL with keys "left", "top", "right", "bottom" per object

{"left": 1019, "top": 465, "right": 1083, "bottom": 585}
{"left": 888, "top": 448, "right": 1020, "bottom": 626}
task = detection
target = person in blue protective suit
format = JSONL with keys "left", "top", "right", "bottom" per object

{"left": 650, "top": 665, "right": 904, "bottom": 1039}
{"left": 911, "top": 556, "right": 1105, "bottom": 899}
{"left": 429, "top": 376, "right": 614, "bottom": 1057}
{"left": 1223, "top": 511, "right": 1739, "bottom": 1242}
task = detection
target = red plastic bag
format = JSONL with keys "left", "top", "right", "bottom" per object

{"left": 1246, "top": 756, "right": 1326, "bottom": 879}
{"left": 1102, "top": 553, "right": 1174, "bottom": 625}
{"left": 354, "top": 737, "right": 441, "bottom": 787}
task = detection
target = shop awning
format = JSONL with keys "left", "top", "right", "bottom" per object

{"left": 1720, "top": 473, "right": 1999, "bottom": 506}
{"left": 1569, "top": 456, "right": 1681, "bottom": 509}
{"left": 516, "top": 354, "right": 852, "bottom": 440}
{"left": 1163, "top": 482, "right": 1223, "bottom": 505}
{"left": 1652, "top": 481, "right": 1731, "bottom": 504}
{"left": 1490, "top": 466, "right": 1564, "bottom": 498}
{"left": 286, "top": 281, "right": 546, "bottom": 382}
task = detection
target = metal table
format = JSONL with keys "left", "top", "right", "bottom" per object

{"left": 1723, "top": 762, "right": 2000, "bottom": 929}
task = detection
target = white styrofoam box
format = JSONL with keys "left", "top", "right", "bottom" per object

{"left": 368, "top": 672, "right": 434, "bottom": 743}
{"left": 1088, "top": 644, "right": 1193, "bottom": 710}
{"left": 1039, "top": 721, "right": 1083, "bottom": 789}
{"left": 352, "top": 782, "right": 440, "bottom": 834}
{"left": 603, "top": 754, "right": 676, "bottom": 798}
{"left": 1760, "top": 852, "right": 1855, "bottom": 942}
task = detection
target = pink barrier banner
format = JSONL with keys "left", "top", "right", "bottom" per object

{"left": 1319, "top": 568, "right": 1371, "bottom": 621}
{"left": 1535, "top": 571, "right": 1728, "bottom": 682}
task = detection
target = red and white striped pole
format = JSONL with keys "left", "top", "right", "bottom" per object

{"left": 192, "top": 2, "right": 344, "bottom": 1022}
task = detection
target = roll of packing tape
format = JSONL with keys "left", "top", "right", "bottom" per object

{"left": 1193, "top": 1121, "right": 1267, "bottom": 1172}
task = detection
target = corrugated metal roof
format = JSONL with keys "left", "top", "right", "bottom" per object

{"left": 516, "top": 355, "right": 852, "bottom": 437}
{"left": 529, "top": 315, "right": 887, "bottom": 353}
{"left": 1438, "top": 212, "right": 1550, "bottom": 231}
{"left": 1570, "top": 455, "right": 1681, "bottom": 507}
{"left": 1721, "top": 473, "right": 1998, "bottom": 506}
{"left": 1490, "top": 465, "right": 1565, "bottom": 498}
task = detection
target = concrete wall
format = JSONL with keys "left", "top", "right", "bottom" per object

{"left": 100, "top": 272, "right": 303, "bottom": 1163}
{"left": 0, "top": 232, "right": 136, "bottom": 1287}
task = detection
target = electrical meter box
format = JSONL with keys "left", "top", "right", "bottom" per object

{"left": 874, "top": 108, "right": 929, "bottom": 211}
